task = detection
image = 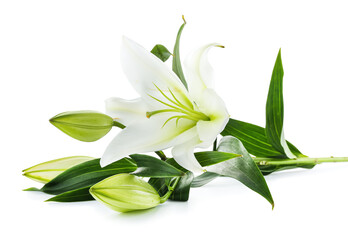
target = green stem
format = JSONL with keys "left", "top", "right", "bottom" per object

{"left": 113, "top": 120, "right": 125, "bottom": 129}
{"left": 254, "top": 157, "right": 348, "bottom": 166}
{"left": 160, "top": 177, "right": 180, "bottom": 203}
{"left": 155, "top": 151, "right": 167, "bottom": 161}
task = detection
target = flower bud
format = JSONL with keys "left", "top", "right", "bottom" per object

{"left": 22, "top": 156, "right": 95, "bottom": 183}
{"left": 49, "top": 110, "right": 114, "bottom": 142}
{"left": 90, "top": 173, "right": 161, "bottom": 213}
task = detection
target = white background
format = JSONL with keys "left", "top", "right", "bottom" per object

{"left": 1, "top": 0, "right": 348, "bottom": 239}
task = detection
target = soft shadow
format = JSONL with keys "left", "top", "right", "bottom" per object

{"left": 111, "top": 200, "right": 190, "bottom": 221}
{"left": 118, "top": 204, "right": 162, "bottom": 217}
{"left": 264, "top": 168, "right": 313, "bottom": 181}
{"left": 264, "top": 163, "right": 348, "bottom": 182}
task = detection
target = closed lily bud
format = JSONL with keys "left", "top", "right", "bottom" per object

{"left": 22, "top": 156, "right": 95, "bottom": 183}
{"left": 90, "top": 173, "right": 161, "bottom": 213}
{"left": 49, "top": 110, "right": 114, "bottom": 142}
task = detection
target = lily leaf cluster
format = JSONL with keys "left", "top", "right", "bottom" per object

{"left": 23, "top": 17, "right": 348, "bottom": 214}
{"left": 221, "top": 50, "right": 314, "bottom": 175}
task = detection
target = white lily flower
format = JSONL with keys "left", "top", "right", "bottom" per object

{"left": 100, "top": 37, "right": 229, "bottom": 173}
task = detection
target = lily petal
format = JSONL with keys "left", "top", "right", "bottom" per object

{"left": 121, "top": 36, "right": 192, "bottom": 110}
{"left": 196, "top": 89, "right": 229, "bottom": 142}
{"left": 184, "top": 43, "right": 223, "bottom": 101}
{"left": 172, "top": 132, "right": 205, "bottom": 173}
{"left": 105, "top": 97, "right": 147, "bottom": 125}
{"left": 100, "top": 113, "right": 195, "bottom": 167}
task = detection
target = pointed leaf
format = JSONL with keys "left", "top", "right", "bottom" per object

{"left": 130, "top": 154, "right": 184, "bottom": 177}
{"left": 221, "top": 118, "right": 305, "bottom": 158}
{"left": 191, "top": 172, "right": 220, "bottom": 188}
{"left": 265, "top": 50, "right": 295, "bottom": 158}
{"left": 151, "top": 44, "right": 171, "bottom": 62}
{"left": 208, "top": 136, "right": 274, "bottom": 208}
{"left": 45, "top": 187, "right": 94, "bottom": 202}
{"left": 195, "top": 151, "right": 241, "bottom": 167}
{"left": 172, "top": 16, "right": 188, "bottom": 89}
{"left": 41, "top": 158, "right": 137, "bottom": 195}
{"left": 287, "top": 141, "right": 307, "bottom": 158}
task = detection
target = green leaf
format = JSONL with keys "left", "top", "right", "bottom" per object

{"left": 147, "top": 158, "right": 189, "bottom": 202}
{"left": 130, "top": 154, "right": 184, "bottom": 178}
{"left": 22, "top": 156, "right": 95, "bottom": 184}
{"left": 41, "top": 158, "right": 137, "bottom": 195}
{"left": 191, "top": 172, "right": 220, "bottom": 188}
{"left": 164, "top": 157, "right": 188, "bottom": 171}
{"left": 148, "top": 178, "right": 168, "bottom": 197}
{"left": 45, "top": 187, "right": 94, "bottom": 202}
{"left": 50, "top": 110, "right": 114, "bottom": 142}
{"left": 221, "top": 118, "right": 305, "bottom": 158}
{"left": 147, "top": 151, "right": 240, "bottom": 200}
{"left": 172, "top": 16, "right": 188, "bottom": 89}
{"left": 222, "top": 118, "right": 285, "bottom": 158}
{"left": 209, "top": 136, "right": 274, "bottom": 208}
{"left": 195, "top": 151, "right": 241, "bottom": 167}
{"left": 169, "top": 172, "right": 194, "bottom": 201}
{"left": 265, "top": 49, "right": 295, "bottom": 158}
{"left": 221, "top": 118, "right": 311, "bottom": 175}
{"left": 151, "top": 44, "right": 171, "bottom": 62}
{"left": 287, "top": 141, "right": 307, "bottom": 158}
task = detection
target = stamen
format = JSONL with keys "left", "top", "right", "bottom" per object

{"left": 147, "top": 94, "right": 182, "bottom": 111}
{"left": 153, "top": 84, "right": 185, "bottom": 109}
{"left": 147, "top": 83, "right": 211, "bottom": 124}
{"left": 146, "top": 109, "right": 179, "bottom": 118}
{"left": 161, "top": 115, "right": 198, "bottom": 128}
{"left": 168, "top": 88, "right": 193, "bottom": 110}
{"left": 162, "top": 116, "right": 180, "bottom": 128}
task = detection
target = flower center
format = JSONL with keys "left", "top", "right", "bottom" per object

{"left": 146, "top": 84, "right": 210, "bottom": 127}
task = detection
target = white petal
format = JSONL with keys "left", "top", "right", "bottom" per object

{"left": 105, "top": 97, "right": 147, "bottom": 125}
{"left": 100, "top": 113, "right": 196, "bottom": 167}
{"left": 196, "top": 89, "right": 229, "bottom": 142}
{"left": 121, "top": 36, "right": 192, "bottom": 110}
{"left": 172, "top": 131, "right": 205, "bottom": 173}
{"left": 197, "top": 119, "right": 226, "bottom": 143}
{"left": 184, "top": 43, "right": 223, "bottom": 101}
